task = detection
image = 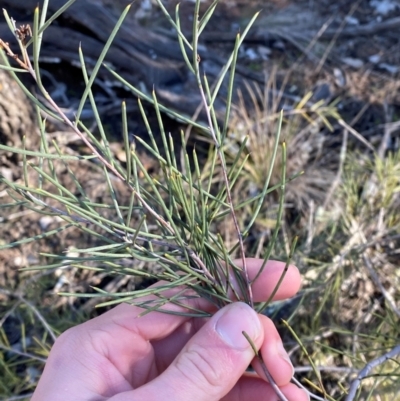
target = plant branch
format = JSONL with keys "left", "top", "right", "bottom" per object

{"left": 362, "top": 254, "right": 400, "bottom": 319}
{"left": 345, "top": 345, "right": 400, "bottom": 401}
{"left": 0, "top": 25, "right": 175, "bottom": 237}
{"left": 0, "top": 344, "right": 47, "bottom": 364}
{"left": 0, "top": 288, "right": 57, "bottom": 342}
{"left": 242, "top": 331, "right": 289, "bottom": 401}
{"left": 197, "top": 73, "right": 252, "bottom": 307}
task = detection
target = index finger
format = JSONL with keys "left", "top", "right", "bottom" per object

{"left": 87, "top": 258, "right": 301, "bottom": 340}
{"left": 237, "top": 258, "right": 301, "bottom": 302}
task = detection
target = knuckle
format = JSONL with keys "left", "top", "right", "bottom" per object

{"left": 175, "top": 345, "right": 225, "bottom": 391}
{"left": 52, "top": 326, "right": 85, "bottom": 355}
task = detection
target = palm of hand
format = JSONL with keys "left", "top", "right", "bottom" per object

{"left": 31, "top": 260, "right": 308, "bottom": 401}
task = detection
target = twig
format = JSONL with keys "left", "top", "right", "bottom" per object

{"left": 242, "top": 331, "right": 289, "bottom": 401}
{"left": 378, "top": 101, "right": 393, "bottom": 159}
{"left": 0, "top": 288, "right": 57, "bottom": 342}
{"left": 362, "top": 254, "right": 400, "bottom": 319}
{"left": 322, "top": 128, "right": 348, "bottom": 211}
{"left": 0, "top": 300, "right": 22, "bottom": 328}
{"left": 291, "top": 377, "right": 327, "bottom": 401}
{"left": 189, "top": 252, "right": 218, "bottom": 285}
{"left": 345, "top": 345, "right": 400, "bottom": 401}
{"left": 316, "top": 0, "right": 361, "bottom": 73}
{"left": 182, "top": 15, "right": 400, "bottom": 43}
{"left": 294, "top": 366, "right": 356, "bottom": 374}
{"left": 321, "top": 16, "right": 400, "bottom": 39}
{"left": 0, "top": 39, "right": 28, "bottom": 69}
{"left": 304, "top": 199, "right": 315, "bottom": 255}
{"left": 0, "top": 393, "right": 34, "bottom": 401}
{"left": 0, "top": 344, "right": 47, "bottom": 364}
{"left": 0, "top": 38, "right": 174, "bottom": 236}
{"left": 196, "top": 77, "right": 252, "bottom": 306}
{"left": 337, "top": 119, "right": 375, "bottom": 152}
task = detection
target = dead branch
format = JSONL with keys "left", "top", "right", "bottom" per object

{"left": 345, "top": 345, "right": 400, "bottom": 401}
{"left": 362, "top": 254, "right": 400, "bottom": 319}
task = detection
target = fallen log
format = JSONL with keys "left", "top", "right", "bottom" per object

{"left": 0, "top": 0, "right": 294, "bottom": 126}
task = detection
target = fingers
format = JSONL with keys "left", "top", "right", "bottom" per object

{"left": 110, "top": 302, "right": 265, "bottom": 401}
{"left": 73, "top": 258, "right": 300, "bottom": 382}
{"left": 62, "top": 258, "right": 300, "bottom": 390}
{"left": 253, "top": 314, "right": 294, "bottom": 386}
{"left": 86, "top": 259, "right": 301, "bottom": 345}
{"left": 31, "top": 259, "right": 302, "bottom": 401}
{"left": 221, "top": 377, "right": 310, "bottom": 401}
{"left": 239, "top": 258, "right": 301, "bottom": 302}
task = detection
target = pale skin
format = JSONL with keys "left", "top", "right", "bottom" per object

{"left": 31, "top": 258, "right": 309, "bottom": 401}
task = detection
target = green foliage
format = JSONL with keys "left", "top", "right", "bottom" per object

{"left": 0, "top": 0, "right": 291, "bottom": 316}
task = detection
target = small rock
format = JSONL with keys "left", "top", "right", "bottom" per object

{"left": 54, "top": 275, "right": 69, "bottom": 292}
{"left": 13, "top": 255, "right": 25, "bottom": 268}
{"left": 27, "top": 366, "right": 41, "bottom": 384}
{"left": 0, "top": 167, "right": 13, "bottom": 181}
{"left": 27, "top": 254, "right": 39, "bottom": 264}
{"left": 370, "top": 0, "right": 400, "bottom": 15}
{"left": 311, "top": 82, "right": 332, "bottom": 103}
{"left": 272, "top": 40, "right": 285, "bottom": 50}
{"left": 39, "top": 215, "right": 55, "bottom": 230}
{"left": 345, "top": 16, "right": 359, "bottom": 25}
{"left": 257, "top": 45, "right": 271, "bottom": 60}
{"left": 369, "top": 54, "right": 381, "bottom": 64}
{"left": 341, "top": 57, "right": 364, "bottom": 68}
{"left": 140, "top": 0, "right": 152, "bottom": 11}
{"left": 333, "top": 68, "right": 346, "bottom": 87}
{"left": 378, "top": 63, "right": 399, "bottom": 74}
{"left": 245, "top": 48, "right": 258, "bottom": 60}
{"left": 135, "top": 0, "right": 152, "bottom": 20}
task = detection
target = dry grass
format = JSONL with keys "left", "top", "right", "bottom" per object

{"left": 203, "top": 70, "right": 343, "bottom": 254}
{"left": 196, "top": 67, "right": 400, "bottom": 399}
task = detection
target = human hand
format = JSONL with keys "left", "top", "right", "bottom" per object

{"left": 31, "top": 258, "right": 309, "bottom": 401}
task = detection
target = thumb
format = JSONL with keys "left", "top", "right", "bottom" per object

{"left": 135, "top": 302, "right": 263, "bottom": 401}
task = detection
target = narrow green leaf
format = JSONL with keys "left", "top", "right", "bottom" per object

{"left": 192, "top": 0, "right": 201, "bottom": 76}
{"left": 222, "top": 33, "right": 240, "bottom": 141}
{"left": 78, "top": 47, "right": 112, "bottom": 161}
{"left": 198, "top": 0, "right": 219, "bottom": 36}
{"left": 153, "top": 0, "right": 193, "bottom": 50}
{"left": 33, "top": 7, "right": 44, "bottom": 91}
{"left": 256, "top": 236, "right": 298, "bottom": 312}
{"left": 0, "top": 64, "right": 27, "bottom": 73}
{"left": 0, "top": 145, "right": 91, "bottom": 160}
{"left": 26, "top": 0, "right": 78, "bottom": 47}
{"left": 0, "top": 224, "right": 73, "bottom": 251}
{"left": 75, "top": 3, "right": 131, "bottom": 123}
{"left": 152, "top": 90, "right": 172, "bottom": 167}
{"left": 103, "top": 65, "right": 208, "bottom": 133}
{"left": 243, "top": 111, "right": 283, "bottom": 235}
{"left": 122, "top": 101, "right": 131, "bottom": 183}
{"left": 36, "top": 0, "right": 50, "bottom": 55}
{"left": 203, "top": 73, "right": 221, "bottom": 143}
{"left": 210, "top": 12, "right": 260, "bottom": 107}
{"left": 175, "top": 4, "right": 195, "bottom": 74}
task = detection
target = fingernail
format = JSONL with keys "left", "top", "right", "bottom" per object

{"left": 215, "top": 302, "right": 262, "bottom": 350}
{"left": 275, "top": 341, "right": 294, "bottom": 377}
